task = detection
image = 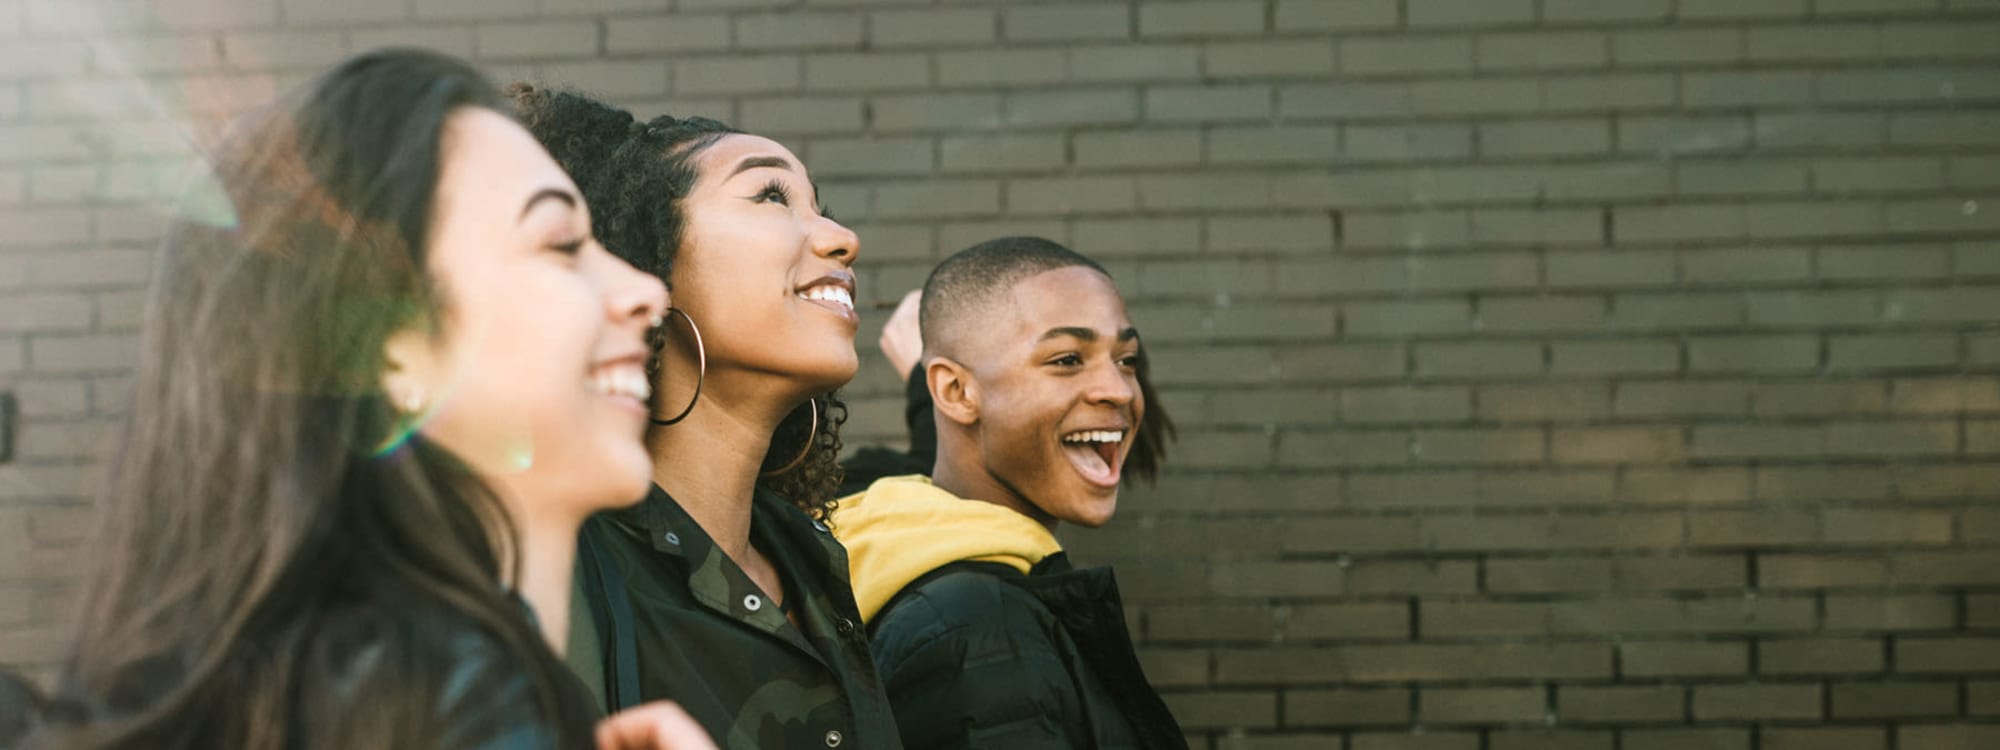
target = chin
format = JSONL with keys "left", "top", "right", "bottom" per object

{"left": 595, "top": 453, "right": 655, "bottom": 510}
{"left": 1058, "top": 497, "right": 1119, "bottom": 529}
{"left": 796, "top": 353, "right": 860, "bottom": 392}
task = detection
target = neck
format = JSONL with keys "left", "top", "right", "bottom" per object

{"left": 931, "top": 430, "right": 1059, "bottom": 534}
{"left": 499, "top": 495, "right": 580, "bottom": 655}
{"left": 647, "top": 380, "right": 793, "bottom": 561}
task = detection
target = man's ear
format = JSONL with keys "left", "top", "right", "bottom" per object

{"left": 926, "top": 355, "right": 979, "bottom": 427}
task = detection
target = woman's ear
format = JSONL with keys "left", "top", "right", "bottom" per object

{"left": 380, "top": 326, "right": 437, "bottom": 414}
{"left": 926, "top": 356, "right": 979, "bottom": 427}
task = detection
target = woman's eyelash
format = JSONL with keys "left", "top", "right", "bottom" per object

{"left": 755, "top": 179, "right": 793, "bottom": 206}
{"left": 550, "top": 237, "right": 586, "bottom": 254}
{"left": 754, "top": 179, "right": 836, "bottom": 220}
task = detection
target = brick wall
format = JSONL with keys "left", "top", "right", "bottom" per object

{"left": 3, "top": 0, "right": 2000, "bottom": 747}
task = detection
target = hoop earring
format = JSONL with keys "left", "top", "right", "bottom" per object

{"left": 761, "top": 397, "right": 819, "bottom": 477}
{"left": 649, "top": 307, "right": 705, "bottom": 426}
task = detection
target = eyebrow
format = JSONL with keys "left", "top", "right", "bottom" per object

{"left": 728, "top": 155, "right": 796, "bottom": 179}
{"left": 518, "top": 188, "right": 578, "bottom": 223}
{"left": 1039, "top": 327, "right": 1140, "bottom": 343}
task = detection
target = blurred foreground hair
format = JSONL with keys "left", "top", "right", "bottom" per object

{"left": 31, "top": 49, "right": 594, "bottom": 750}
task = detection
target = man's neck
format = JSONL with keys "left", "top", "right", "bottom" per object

{"left": 931, "top": 445, "right": 1059, "bottom": 534}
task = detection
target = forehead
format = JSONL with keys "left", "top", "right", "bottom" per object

{"left": 435, "top": 108, "right": 574, "bottom": 207}
{"left": 690, "top": 133, "right": 805, "bottom": 182}
{"left": 999, "top": 266, "right": 1131, "bottom": 342}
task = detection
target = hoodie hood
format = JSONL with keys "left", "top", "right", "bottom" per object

{"left": 831, "top": 475, "right": 1063, "bottom": 624}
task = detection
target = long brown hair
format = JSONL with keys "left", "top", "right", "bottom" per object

{"left": 32, "top": 49, "right": 596, "bottom": 749}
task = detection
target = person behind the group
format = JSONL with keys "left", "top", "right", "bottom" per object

{"left": 511, "top": 87, "right": 901, "bottom": 748}
{"left": 26, "top": 49, "right": 710, "bottom": 750}
{"left": 832, "top": 236, "right": 1188, "bottom": 749}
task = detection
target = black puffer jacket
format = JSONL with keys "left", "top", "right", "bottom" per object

{"left": 868, "top": 554, "right": 1189, "bottom": 750}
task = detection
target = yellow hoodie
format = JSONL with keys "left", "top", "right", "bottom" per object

{"left": 830, "top": 475, "right": 1064, "bottom": 624}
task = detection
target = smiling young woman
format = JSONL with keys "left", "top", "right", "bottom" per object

{"left": 512, "top": 87, "right": 901, "bottom": 749}
{"left": 24, "top": 49, "right": 716, "bottom": 750}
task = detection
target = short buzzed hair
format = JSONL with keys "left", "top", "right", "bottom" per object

{"left": 919, "top": 236, "right": 1108, "bottom": 360}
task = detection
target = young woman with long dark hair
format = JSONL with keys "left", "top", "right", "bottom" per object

{"left": 511, "top": 87, "right": 902, "bottom": 749}
{"left": 29, "top": 49, "right": 709, "bottom": 750}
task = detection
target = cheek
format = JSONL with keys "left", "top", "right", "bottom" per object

{"left": 983, "top": 392, "right": 1049, "bottom": 455}
{"left": 674, "top": 246, "right": 770, "bottom": 317}
{"left": 458, "top": 271, "right": 597, "bottom": 396}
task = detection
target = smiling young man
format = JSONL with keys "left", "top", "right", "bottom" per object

{"left": 831, "top": 237, "right": 1187, "bottom": 749}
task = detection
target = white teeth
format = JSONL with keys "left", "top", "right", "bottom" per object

{"left": 798, "top": 285, "right": 854, "bottom": 313}
{"left": 1062, "top": 430, "right": 1125, "bottom": 444}
{"left": 592, "top": 367, "right": 650, "bottom": 401}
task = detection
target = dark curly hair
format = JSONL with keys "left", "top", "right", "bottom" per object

{"left": 507, "top": 84, "right": 847, "bottom": 522}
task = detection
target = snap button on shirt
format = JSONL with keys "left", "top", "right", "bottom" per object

{"left": 743, "top": 594, "right": 763, "bottom": 612}
{"left": 824, "top": 730, "right": 843, "bottom": 747}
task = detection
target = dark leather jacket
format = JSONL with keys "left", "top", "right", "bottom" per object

{"left": 869, "top": 554, "right": 1189, "bottom": 750}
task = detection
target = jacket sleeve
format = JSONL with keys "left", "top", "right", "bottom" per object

{"left": 300, "top": 629, "right": 576, "bottom": 750}
{"left": 870, "top": 574, "right": 1083, "bottom": 750}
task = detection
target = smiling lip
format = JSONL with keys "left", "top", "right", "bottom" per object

{"left": 589, "top": 351, "right": 651, "bottom": 418}
{"left": 1059, "top": 424, "right": 1130, "bottom": 490}
{"left": 795, "top": 269, "right": 858, "bottom": 325}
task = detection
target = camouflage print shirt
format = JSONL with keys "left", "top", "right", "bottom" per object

{"left": 569, "top": 484, "right": 902, "bottom": 750}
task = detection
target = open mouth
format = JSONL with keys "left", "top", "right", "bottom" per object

{"left": 796, "top": 273, "right": 857, "bottom": 322}
{"left": 588, "top": 362, "right": 650, "bottom": 413}
{"left": 1060, "top": 429, "right": 1125, "bottom": 488}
